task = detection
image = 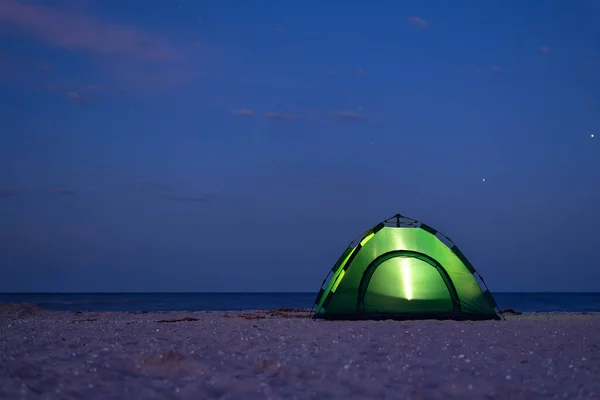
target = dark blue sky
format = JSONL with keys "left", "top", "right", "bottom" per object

{"left": 0, "top": 0, "right": 598, "bottom": 292}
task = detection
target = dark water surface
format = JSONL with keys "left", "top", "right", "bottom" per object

{"left": 1, "top": 292, "right": 599, "bottom": 313}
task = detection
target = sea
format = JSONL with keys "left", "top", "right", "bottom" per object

{"left": 1, "top": 292, "right": 600, "bottom": 313}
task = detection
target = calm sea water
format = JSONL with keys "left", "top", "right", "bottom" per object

{"left": 1, "top": 292, "right": 600, "bottom": 313}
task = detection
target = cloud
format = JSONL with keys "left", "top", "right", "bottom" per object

{"left": 460, "top": 65, "right": 501, "bottom": 74}
{"left": 84, "top": 84, "right": 126, "bottom": 94}
{"left": 282, "top": 45, "right": 302, "bottom": 56}
{"left": 539, "top": 46, "right": 550, "bottom": 53}
{"left": 38, "top": 62, "right": 52, "bottom": 71}
{"left": 454, "top": 65, "right": 505, "bottom": 77}
{"left": 329, "top": 110, "right": 367, "bottom": 121}
{"left": 66, "top": 91, "right": 92, "bottom": 105}
{"left": 264, "top": 112, "right": 297, "bottom": 121}
{"left": 97, "top": 50, "right": 203, "bottom": 92}
{"left": 129, "top": 179, "right": 217, "bottom": 204}
{"left": 133, "top": 180, "right": 175, "bottom": 193}
{"left": 232, "top": 108, "right": 253, "bottom": 117}
{"left": 408, "top": 16, "right": 428, "bottom": 29}
{"left": 0, "top": 0, "right": 174, "bottom": 60}
{"left": 42, "top": 83, "right": 126, "bottom": 96}
{"left": 159, "top": 194, "right": 215, "bottom": 203}
{"left": 0, "top": 0, "right": 205, "bottom": 91}
{"left": 283, "top": 178, "right": 373, "bottom": 193}
{"left": 312, "top": 179, "right": 366, "bottom": 190}
{"left": 76, "top": 169, "right": 121, "bottom": 177}
{"left": 0, "top": 49, "right": 52, "bottom": 78}
{"left": 0, "top": 188, "right": 25, "bottom": 198}
{"left": 42, "top": 188, "right": 76, "bottom": 195}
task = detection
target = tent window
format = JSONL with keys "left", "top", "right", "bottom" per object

{"left": 435, "top": 232, "right": 454, "bottom": 249}
{"left": 473, "top": 273, "right": 487, "bottom": 292}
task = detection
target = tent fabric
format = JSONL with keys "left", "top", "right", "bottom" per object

{"left": 313, "top": 214, "right": 501, "bottom": 321}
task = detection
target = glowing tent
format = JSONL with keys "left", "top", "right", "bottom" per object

{"left": 312, "top": 214, "right": 501, "bottom": 320}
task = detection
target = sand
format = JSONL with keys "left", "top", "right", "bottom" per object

{"left": 1, "top": 304, "right": 599, "bottom": 400}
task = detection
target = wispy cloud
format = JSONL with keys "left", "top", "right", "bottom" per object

{"left": 66, "top": 91, "right": 92, "bottom": 105}
{"left": 128, "top": 180, "right": 174, "bottom": 195}
{"left": 38, "top": 62, "right": 53, "bottom": 71}
{"left": 76, "top": 169, "right": 122, "bottom": 177}
{"left": 539, "top": 46, "right": 550, "bottom": 53}
{"left": 159, "top": 193, "right": 215, "bottom": 203}
{"left": 232, "top": 108, "right": 254, "bottom": 117}
{"left": 312, "top": 179, "right": 367, "bottom": 190}
{"left": 0, "top": 188, "right": 25, "bottom": 198}
{"left": 265, "top": 112, "right": 297, "bottom": 121}
{"left": 458, "top": 65, "right": 503, "bottom": 74}
{"left": 1, "top": 187, "right": 78, "bottom": 198}
{"left": 0, "top": 49, "right": 54, "bottom": 78}
{"left": 107, "top": 57, "right": 204, "bottom": 92}
{"left": 283, "top": 178, "right": 373, "bottom": 193}
{"left": 0, "top": 0, "right": 173, "bottom": 60}
{"left": 85, "top": 84, "right": 126, "bottom": 94}
{"left": 465, "top": 65, "right": 501, "bottom": 74}
{"left": 329, "top": 110, "right": 367, "bottom": 121}
{"left": 0, "top": 0, "right": 205, "bottom": 91}
{"left": 129, "top": 179, "right": 217, "bottom": 204}
{"left": 42, "top": 188, "right": 76, "bottom": 196}
{"left": 408, "top": 16, "right": 428, "bottom": 29}
{"left": 282, "top": 44, "right": 302, "bottom": 56}
{"left": 43, "top": 83, "right": 126, "bottom": 96}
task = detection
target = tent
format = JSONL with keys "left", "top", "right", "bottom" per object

{"left": 312, "top": 214, "right": 501, "bottom": 321}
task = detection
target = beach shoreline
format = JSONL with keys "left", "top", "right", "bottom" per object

{"left": 1, "top": 303, "right": 599, "bottom": 399}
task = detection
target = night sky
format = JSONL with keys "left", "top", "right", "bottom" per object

{"left": 1, "top": 0, "right": 598, "bottom": 293}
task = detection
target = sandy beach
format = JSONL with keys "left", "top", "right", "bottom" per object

{"left": 1, "top": 304, "right": 599, "bottom": 400}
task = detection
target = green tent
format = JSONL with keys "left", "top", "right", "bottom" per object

{"left": 313, "top": 214, "right": 501, "bottom": 321}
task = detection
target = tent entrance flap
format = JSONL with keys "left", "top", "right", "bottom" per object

{"left": 357, "top": 251, "right": 461, "bottom": 314}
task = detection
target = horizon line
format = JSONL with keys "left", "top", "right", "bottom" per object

{"left": 2, "top": 291, "right": 600, "bottom": 295}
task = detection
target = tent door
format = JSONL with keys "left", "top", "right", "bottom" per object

{"left": 357, "top": 251, "right": 461, "bottom": 314}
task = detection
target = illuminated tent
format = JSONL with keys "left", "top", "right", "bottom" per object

{"left": 312, "top": 214, "right": 501, "bottom": 320}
